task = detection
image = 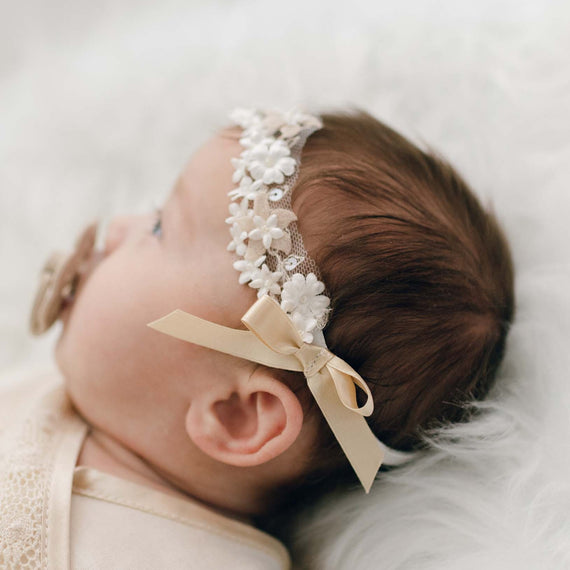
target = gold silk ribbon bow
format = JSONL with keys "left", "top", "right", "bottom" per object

{"left": 147, "top": 295, "right": 384, "bottom": 492}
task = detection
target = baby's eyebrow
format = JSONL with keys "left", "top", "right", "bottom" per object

{"left": 174, "top": 177, "right": 186, "bottom": 200}
{"left": 172, "top": 177, "right": 192, "bottom": 215}
{"left": 218, "top": 125, "right": 241, "bottom": 141}
{"left": 171, "top": 180, "right": 194, "bottom": 241}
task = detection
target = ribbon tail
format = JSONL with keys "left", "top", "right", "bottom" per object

{"left": 307, "top": 372, "right": 384, "bottom": 493}
{"left": 147, "top": 310, "right": 302, "bottom": 372}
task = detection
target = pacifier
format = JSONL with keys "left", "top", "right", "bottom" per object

{"left": 30, "top": 222, "right": 98, "bottom": 335}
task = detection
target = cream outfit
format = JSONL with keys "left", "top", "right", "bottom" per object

{"left": 0, "top": 367, "right": 290, "bottom": 570}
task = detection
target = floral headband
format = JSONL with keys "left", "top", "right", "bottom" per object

{"left": 225, "top": 108, "right": 329, "bottom": 345}
{"left": 147, "top": 107, "right": 415, "bottom": 492}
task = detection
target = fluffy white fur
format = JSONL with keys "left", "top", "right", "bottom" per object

{"left": 1, "top": 1, "right": 569, "bottom": 568}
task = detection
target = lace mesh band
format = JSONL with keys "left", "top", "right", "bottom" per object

{"left": 226, "top": 107, "right": 330, "bottom": 345}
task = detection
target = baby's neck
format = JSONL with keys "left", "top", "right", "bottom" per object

{"left": 77, "top": 428, "right": 253, "bottom": 523}
{"left": 77, "top": 429, "right": 190, "bottom": 498}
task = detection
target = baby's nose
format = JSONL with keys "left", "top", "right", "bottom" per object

{"left": 104, "top": 215, "right": 146, "bottom": 255}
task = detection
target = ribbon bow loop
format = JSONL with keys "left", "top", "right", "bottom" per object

{"left": 242, "top": 295, "right": 374, "bottom": 417}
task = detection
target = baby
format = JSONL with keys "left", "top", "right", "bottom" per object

{"left": 0, "top": 106, "right": 515, "bottom": 569}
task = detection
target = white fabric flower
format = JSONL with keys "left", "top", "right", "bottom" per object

{"left": 283, "top": 107, "right": 309, "bottom": 125}
{"left": 227, "top": 223, "right": 248, "bottom": 256}
{"left": 233, "top": 256, "right": 265, "bottom": 285}
{"left": 228, "top": 176, "right": 265, "bottom": 201}
{"left": 244, "top": 194, "right": 296, "bottom": 258}
{"left": 230, "top": 108, "right": 261, "bottom": 130}
{"left": 262, "top": 107, "right": 323, "bottom": 140}
{"left": 230, "top": 157, "right": 248, "bottom": 184}
{"left": 248, "top": 213, "right": 285, "bottom": 250}
{"left": 281, "top": 273, "right": 330, "bottom": 341}
{"left": 240, "top": 129, "right": 274, "bottom": 149}
{"left": 247, "top": 140, "right": 296, "bottom": 185}
{"left": 283, "top": 107, "right": 322, "bottom": 130}
{"left": 290, "top": 312, "right": 318, "bottom": 344}
{"left": 249, "top": 264, "right": 282, "bottom": 298}
{"left": 225, "top": 199, "right": 253, "bottom": 228}
{"left": 281, "top": 273, "right": 328, "bottom": 314}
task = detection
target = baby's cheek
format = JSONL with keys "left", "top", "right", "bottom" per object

{"left": 56, "top": 265, "right": 134, "bottom": 377}
{"left": 57, "top": 256, "right": 170, "bottom": 369}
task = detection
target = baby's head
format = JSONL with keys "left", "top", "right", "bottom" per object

{"left": 281, "top": 108, "right": 514, "bottom": 492}
{"left": 38, "top": 106, "right": 514, "bottom": 516}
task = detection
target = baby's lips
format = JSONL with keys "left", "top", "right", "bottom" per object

{"left": 29, "top": 221, "right": 98, "bottom": 336}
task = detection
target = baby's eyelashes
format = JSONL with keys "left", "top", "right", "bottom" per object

{"left": 151, "top": 209, "right": 163, "bottom": 239}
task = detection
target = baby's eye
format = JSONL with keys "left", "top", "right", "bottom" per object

{"left": 151, "top": 209, "right": 163, "bottom": 238}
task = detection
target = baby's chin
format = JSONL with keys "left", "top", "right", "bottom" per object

{"left": 54, "top": 326, "right": 101, "bottom": 432}
{"left": 53, "top": 294, "right": 92, "bottom": 396}
{"left": 54, "top": 323, "right": 76, "bottom": 389}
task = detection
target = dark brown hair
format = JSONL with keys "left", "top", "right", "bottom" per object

{"left": 279, "top": 106, "right": 515, "bottom": 490}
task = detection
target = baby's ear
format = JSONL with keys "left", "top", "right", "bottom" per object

{"left": 184, "top": 366, "right": 304, "bottom": 467}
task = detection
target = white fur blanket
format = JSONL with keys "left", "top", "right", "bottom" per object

{"left": 1, "top": 1, "right": 569, "bottom": 568}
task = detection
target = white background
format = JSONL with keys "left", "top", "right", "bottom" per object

{"left": 1, "top": 1, "right": 569, "bottom": 568}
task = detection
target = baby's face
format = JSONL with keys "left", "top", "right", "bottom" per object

{"left": 55, "top": 130, "right": 258, "bottom": 468}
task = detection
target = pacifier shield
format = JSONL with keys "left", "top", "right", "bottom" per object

{"left": 29, "top": 222, "right": 98, "bottom": 335}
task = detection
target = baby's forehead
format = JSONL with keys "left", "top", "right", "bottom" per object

{"left": 181, "top": 129, "right": 241, "bottom": 179}
{"left": 174, "top": 129, "right": 242, "bottom": 215}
